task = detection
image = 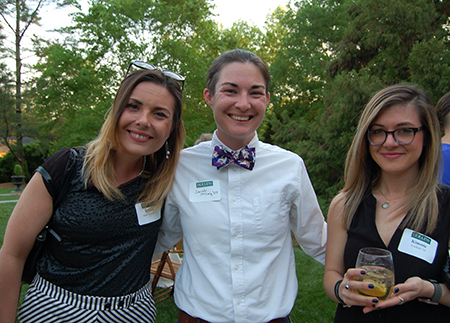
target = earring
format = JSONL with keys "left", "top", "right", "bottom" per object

{"left": 165, "top": 141, "right": 170, "bottom": 159}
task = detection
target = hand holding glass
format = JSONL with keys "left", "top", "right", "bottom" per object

{"left": 355, "top": 247, "right": 395, "bottom": 300}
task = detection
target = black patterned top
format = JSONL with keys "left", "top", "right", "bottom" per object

{"left": 36, "top": 148, "right": 161, "bottom": 296}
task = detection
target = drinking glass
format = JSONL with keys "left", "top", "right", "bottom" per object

{"left": 355, "top": 247, "right": 395, "bottom": 300}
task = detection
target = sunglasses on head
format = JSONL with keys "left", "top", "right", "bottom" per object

{"left": 126, "top": 59, "right": 185, "bottom": 89}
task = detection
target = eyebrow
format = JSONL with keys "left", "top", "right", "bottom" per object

{"left": 129, "top": 98, "right": 173, "bottom": 115}
{"left": 371, "top": 121, "right": 417, "bottom": 127}
{"left": 219, "top": 82, "right": 266, "bottom": 91}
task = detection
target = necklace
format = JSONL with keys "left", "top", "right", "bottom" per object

{"left": 138, "top": 156, "right": 146, "bottom": 177}
{"left": 378, "top": 188, "right": 390, "bottom": 209}
{"left": 377, "top": 188, "right": 404, "bottom": 209}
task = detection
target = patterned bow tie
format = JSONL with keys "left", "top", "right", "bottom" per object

{"left": 212, "top": 145, "right": 256, "bottom": 170}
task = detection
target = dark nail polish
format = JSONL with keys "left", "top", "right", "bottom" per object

{"left": 394, "top": 287, "right": 399, "bottom": 293}
{"left": 368, "top": 284, "right": 374, "bottom": 289}
{"left": 372, "top": 298, "right": 379, "bottom": 303}
{"left": 361, "top": 270, "right": 366, "bottom": 275}
{"left": 372, "top": 304, "right": 376, "bottom": 308}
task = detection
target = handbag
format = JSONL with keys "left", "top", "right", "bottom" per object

{"left": 21, "top": 148, "right": 79, "bottom": 284}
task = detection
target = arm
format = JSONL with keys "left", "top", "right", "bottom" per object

{"left": 323, "top": 193, "right": 348, "bottom": 302}
{"left": 0, "top": 173, "right": 53, "bottom": 323}
{"left": 290, "top": 161, "right": 327, "bottom": 264}
{"left": 323, "top": 194, "right": 377, "bottom": 308}
{"left": 155, "top": 192, "right": 182, "bottom": 253}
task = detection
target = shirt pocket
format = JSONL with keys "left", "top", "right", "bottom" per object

{"left": 252, "top": 193, "right": 290, "bottom": 237}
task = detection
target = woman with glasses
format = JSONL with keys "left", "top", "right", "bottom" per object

{"left": 0, "top": 65, "right": 185, "bottom": 323}
{"left": 323, "top": 84, "right": 450, "bottom": 322}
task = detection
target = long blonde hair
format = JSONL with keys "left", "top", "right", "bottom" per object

{"left": 82, "top": 69, "right": 185, "bottom": 211}
{"left": 342, "top": 84, "right": 441, "bottom": 234}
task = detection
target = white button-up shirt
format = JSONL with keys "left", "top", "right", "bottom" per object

{"left": 156, "top": 132, "right": 327, "bottom": 323}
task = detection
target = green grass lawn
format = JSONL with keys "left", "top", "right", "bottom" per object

{"left": 0, "top": 187, "right": 336, "bottom": 322}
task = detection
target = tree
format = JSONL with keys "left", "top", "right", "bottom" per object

{"left": 0, "top": 0, "right": 73, "bottom": 171}
{"left": 32, "top": 0, "right": 280, "bottom": 148}
{"left": 0, "top": 63, "right": 15, "bottom": 151}
{"left": 268, "top": 0, "right": 450, "bottom": 204}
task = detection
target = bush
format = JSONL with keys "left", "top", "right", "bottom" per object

{"left": 0, "top": 141, "right": 50, "bottom": 183}
{"left": 13, "top": 164, "right": 22, "bottom": 175}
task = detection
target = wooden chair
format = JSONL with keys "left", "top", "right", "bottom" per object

{"left": 151, "top": 238, "right": 183, "bottom": 302}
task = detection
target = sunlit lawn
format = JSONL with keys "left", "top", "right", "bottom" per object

{"left": 0, "top": 187, "right": 336, "bottom": 322}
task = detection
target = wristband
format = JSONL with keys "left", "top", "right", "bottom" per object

{"left": 427, "top": 279, "right": 442, "bottom": 303}
{"left": 334, "top": 280, "right": 347, "bottom": 306}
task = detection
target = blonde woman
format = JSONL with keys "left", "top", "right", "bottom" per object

{"left": 0, "top": 63, "right": 185, "bottom": 323}
{"left": 324, "top": 84, "right": 450, "bottom": 322}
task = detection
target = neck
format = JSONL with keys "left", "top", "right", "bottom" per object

{"left": 376, "top": 177, "right": 412, "bottom": 198}
{"left": 113, "top": 155, "right": 145, "bottom": 186}
{"left": 442, "top": 132, "right": 450, "bottom": 144}
{"left": 216, "top": 131, "right": 255, "bottom": 151}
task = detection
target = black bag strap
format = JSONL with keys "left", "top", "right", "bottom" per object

{"left": 36, "top": 148, "right": 79, "bottom": 210}
{"left": 35, "top": 148, "right": 80, "bottom": 241}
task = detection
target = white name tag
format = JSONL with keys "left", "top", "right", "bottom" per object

{"left": 135, "top": 203, "right": 161, "bottom": 226}
{"left": 398, "top": 228, "right": 438, "bottom": 264}
{"left": 189, "top": 180, "right": 221, "bottom": 202}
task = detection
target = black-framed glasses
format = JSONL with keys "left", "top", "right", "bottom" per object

{"left": 367, "top": 127, "right": 423, "bottom": 146}
{"left": 126, "top": 59, "right": 185, "bottom": 88}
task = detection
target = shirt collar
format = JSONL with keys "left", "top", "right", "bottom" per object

{"left": 211, "top": 130, "right": 259, "bottom": 153}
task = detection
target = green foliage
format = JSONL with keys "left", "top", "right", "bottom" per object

{"left": 268, "top": 0, "right": 450, "bottom": 203}
{"left": 0, "top": 63, "right": 16, "bottom": 146}
{"left": 2, "top": 0, "right": 450, "bottom": 207}
{"left": 0, "top": 141, "right": 49, "bottom": 182}
{"left": 13, "top": 164, "right": 22, "bottom": 175}
{"left": 0, "top": 153, "right": 17, "bottom": 183}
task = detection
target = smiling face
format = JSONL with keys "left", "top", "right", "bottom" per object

{"left": 369, "top": 103, "right": 424, "bottom": 178}
{"left": 116, "top": 81, "right": 175, "bottom": 160}
{"left": 204, "top": 62, "right": 270, "bottom": 150}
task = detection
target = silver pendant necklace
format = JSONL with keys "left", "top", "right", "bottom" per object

{"left": 377, "top": 188, "right": 405, "bottom": 209}
{"left": 377, "top": 188, "right": 390, "bottom": 209}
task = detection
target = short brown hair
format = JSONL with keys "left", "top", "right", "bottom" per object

{"left": 206, "top": 49, "right": 270, "bottom": 96}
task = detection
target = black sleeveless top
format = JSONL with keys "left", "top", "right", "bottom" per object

{"left": 36, "top": 148, "right": 162, "bottom": 296}
{"left": 334, "top": 185, "right": 450, "bottom": 322}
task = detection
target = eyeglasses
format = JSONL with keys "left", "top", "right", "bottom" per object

{"left": 126, "top": 59, "right": 185, "bottom": 88}
{"left": 367, "top": 127, "right": 423, "bottom": 146}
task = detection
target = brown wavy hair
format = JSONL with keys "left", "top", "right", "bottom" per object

{"left": 82, "top": 69, "right": 185, "bottom": 211}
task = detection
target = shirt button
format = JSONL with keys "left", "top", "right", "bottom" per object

{"left": 234, "top": 266, "right": 239, "bottom": 270}
{"left": 237, "top": 300, "right": 241, "bottom": 305}
{"left": 233, "top": 232, "right": 238, "bottom": 237}
{"left": 232, "top": 197, "right": 237, "bottom": 202}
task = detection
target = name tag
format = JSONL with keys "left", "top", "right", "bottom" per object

{"left": 135, "top": 203, "right": 161, "bottom": 226}
{"left": 398, "top": 228, "right": 438, "bottom": 264}
{"left": 189, "top": 180, "right": 221, "bottom": 202}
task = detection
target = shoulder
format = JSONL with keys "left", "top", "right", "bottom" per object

{"left": 257, "top": 141, "right": 304, "bottom": 163}
{"left": 327, "top": 192, "right": 347, "bottom": 223}
{"left": 330, "top": 192, "right": 346, "bottom": 211}
{"left": 42, "top": 148, "right": 73, "bottom": 174}
{"left": 180, "top": 142, "right": 212, "bottom": 159}
{"left": 437, "top": 184, "right": 450, "bottom": 202}
{"left": 442, "top": 143, "right": 450, "bottom": 150}
{"left": 40, "top": 147, "right": 84, "bottom": 195}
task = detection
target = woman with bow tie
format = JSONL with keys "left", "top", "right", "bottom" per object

{"left": 156, "top": 49, "right": 327, "bottom": 323}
